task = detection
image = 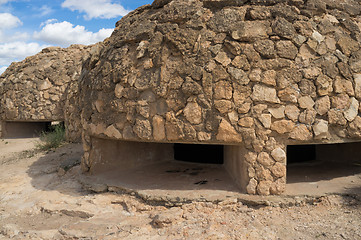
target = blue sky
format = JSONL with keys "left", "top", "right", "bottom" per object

{"left": 0, "top": 0, "right": 153, "bottom": 74}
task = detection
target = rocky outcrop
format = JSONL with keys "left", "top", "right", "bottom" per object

{"left": 0, "top": 44, "right": 92, "bottom": 141}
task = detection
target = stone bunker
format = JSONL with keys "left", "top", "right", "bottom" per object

{"left": 0, "top": 44, "right": 91, "bottom": 141}
{"left": 78, "top": 0, "right": 361, "bottom": 195}
{"left": 0, "top": 0, "right": 360, "bottom": 196}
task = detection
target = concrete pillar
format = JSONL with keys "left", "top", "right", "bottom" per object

{"left": 224, "top": 145, "right": 249, "bottom": 193}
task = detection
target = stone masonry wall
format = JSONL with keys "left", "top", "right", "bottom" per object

{"left": 0, "top": 44, "right": 91, "bottom": 141}
{"left": 79, "top": 0, "right": 361, "bottom": 195}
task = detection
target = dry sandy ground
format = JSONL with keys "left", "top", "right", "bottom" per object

{"left": 0, "top": 138, "right": 360, "bottom": 240}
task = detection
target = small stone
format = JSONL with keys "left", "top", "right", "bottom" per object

{"left": 237, "top": 102, "right": 251, "bottom": 114}
{"left": 315, "top": 96, "right": 330, "bottom": 115}
{"left": 169, "top": 76, "right": 184, "bottom": 90}
{"left": 231, "top": 21, "right": 270, "bottom": 41}
{"left": 354, "top": 74, "right": 361, "bottom": 100}
{"left": 285, "top": 105, "right": 300, "bottom": 122}
{"left": 254, "top": 39, "right": 275, "bottom": 58}
{"left": 152, "top": 115, "right": 166, "bottom": 141}
{"left": 114, "top": 84, "right": 124, "bottom": 98}
{"left": 249, "top": 7, "right": 271, "bottom": 20}
{"left": 316, "top": 74, "right": 333, "bottom": 96}
{"left": 258, "top": 114, "right": 272, "bottom": 128}
{"left": 228, "top": 111, "right": 239, "bottom": 124}
{"left": 216, "top": 119, "right": 242, "bottom": 143}
{"left": 271, "top": 162, "right": 286, "bottom": 178}
{"left": 261, "top": 70, "right": 277, "bottom": 86}
{"left": 232, "top": 55, "right": 250, "bottom": 70}
{"left": 241, "top": 152, "right": 254, "bottom": 165}
{"left": 271, "top": 120, "right": 295, "bottom": 134}
{"left": 337, "top": 37, "right": 359, "bottom": 56}
{"left": 270, "top": 178, "right": 286, "bottom": 195}
{"left": 312, "top": 31, "right": 325, "bottom": 43}
{"left": 133, "top": 119, "right": 152, "bottom": 140}
{"left": 38, "top": 79, "right": 52, "bottom": 90}
{"left": 228, "top": 67, "right": 249, "bottom": 85}
{"left": 349, "top": 116, "right": 361, "bottom": 138}
{"left": 331, "top": 94, "right": 350, "bottom": 110}
{"left": 136, "top": 40, "right": 148, "bottom": 58}
{"left": 299, "top": 79, "right": 316, "bottom": 97}
{"left": 268, "top": 106, "right": 285, "bottom": 119}
{"left": 249, "top": 68, "right": 262, "bottom": 82}
{"left": 325, "top": 36, "right": 336, "bottom": 51}
{"left": 183, "top": 102, "right": 202, "bottom": 125}
{"left": 246, "top": 178, "right": 258, "bottom": 195}
{"left": 215, "top": 100, "right": 233, "bottom": 114}
{"left": 328, "top": 109, "right": 347, "bottom": 126}
{"left": 298, "top": 109, "right": 316, "bottom": 125}
{"left": 298, "top": 96, "right": 315, "bottom": 109}
{"left": 198, "top": 132, "right": 211, "bottom": 141}
{"left": 182, "top": 77, "right": 203, "bottom": 95}
{"left": 256, "top": 166, "right": 273, "bottom": 181}
{"left": 238, "top": 117, "right": 254, "bottom": 128}
{"left": 257, "top": 152, "right": 274, "bottom": 167}
{"left": 214, "top": 80, "right": 233, "bottom": 100}
{"left": 303, "top": 67, "right": 321, "bottom": 79}
{"left": 324, "top": 14, "right": 339, "bottom": 24}
{"left": 278, "top": 86, "right": 299, "bottom": 103}
{"left": 289, "top": 125, "right": 313, "bottom": 141}
{"left": 215, "top": 51, "right": 231, "bottom": 67}
{"left": 271, "top": 147, "right": 286, "bottom": 162}
{"left": 298, "top": 44, "right": 316, "bottom": 60}
{"left": 272, "top": 17, "right": 295, "bottom": 39}
{"left": 104, "top": 125, "right": 122, "bottom": 139}
{"left": 252, "top": 84, "right": 280, "bottom": 103}
{"left": 257, "top": 180, "right": 272, "bottom": 196}
{"left": 344, "top": 97, "right": 359, "bottom": 122}
{"left": 276, "top": 41, "right": 298, "bottom": 59}
{"left": 313, "top": 119, "right": 328, "bottom": 139}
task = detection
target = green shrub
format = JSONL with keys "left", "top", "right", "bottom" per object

{"left": 37, "top": 123, "right": 65, "bottom": 151}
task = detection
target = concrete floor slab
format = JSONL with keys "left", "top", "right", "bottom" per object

{"left": 87, "top": 160, "right": 241, "bottom": 202}
{"left": 286, "top": 161, "right": 361, "bottom": 196}
{"left": 83, "top": 158, "right": 361, "bottom": 204}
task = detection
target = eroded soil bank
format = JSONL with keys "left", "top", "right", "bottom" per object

{"left": 0, "top": 138, "right": 360, "bottom": 239}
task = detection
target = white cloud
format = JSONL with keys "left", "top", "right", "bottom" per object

{"left": 34, "top": 21, "right": 113, "bottom": 46}
{"left": 0, "top": 31, "right": 29, "bottom": 43}
{"left": 0, "top": 13, "right": 22, "bottom": 29}
{"left": 40, "top": 18, "right": 57, "bottom": 27}
{"left": 62, "top": 0, "right": 130, "bottom": 20}
{"left": 37, "top": 5, "right": 53, "bottom": 17}
{"left": 0, "top": 41, "right": 47, "bottom": 66}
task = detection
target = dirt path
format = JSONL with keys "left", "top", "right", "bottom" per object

{"left": 0, "top": 138, "right": 360, "bottom": 239}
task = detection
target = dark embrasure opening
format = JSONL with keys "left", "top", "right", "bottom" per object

{"left": 3, "top": 121, "right": 53, "bottom": 138}
{"left": 287, "top": 145, "right": 316, "bottom": 164}
{"left": 174, "top": 143, "right": 224, "bottom": 164}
